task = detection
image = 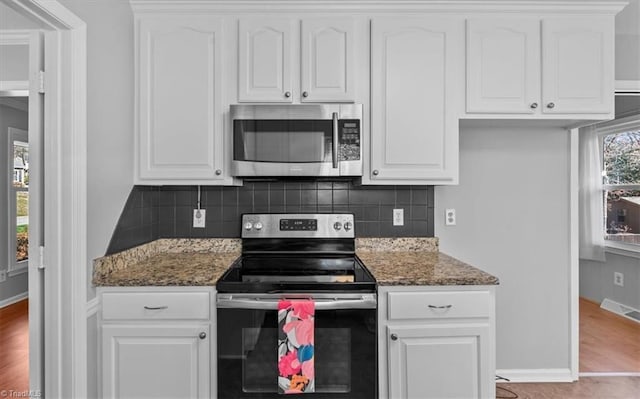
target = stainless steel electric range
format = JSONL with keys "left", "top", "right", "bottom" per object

{"left": 216, "top": 213, "right": 377, "bottom": 399}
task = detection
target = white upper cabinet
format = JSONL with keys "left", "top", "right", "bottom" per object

{"left": 300, "top": 18, "right": 355, "bottom": 102}
{"left": 238, "top": 17, "right": 357, "bottom": 103}
{"left": 466, "top": 18, "right": 540, "bottom": 114}
{"left": 542, "top": 17, "right": 614, "bottom": 114}
{"left": 136, "top": 16, "right": 229, "bottom": 184}
{"left": 369, "top": 17, "right": 463, "bottom": 185}
{"left": 238, "top": 17, "right": 294, "bottom": 102}
{"left": 466, "top": 15, "right": 615, "bottom": 117}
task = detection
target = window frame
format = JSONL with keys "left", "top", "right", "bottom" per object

{"left": 8, "top": 127, "right": 28, "bottom": 275}
{"left": 597, "top": 114, "right": 640, "bottom": 255}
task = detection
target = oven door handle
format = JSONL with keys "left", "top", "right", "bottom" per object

{"left": 217, "top": 295, "right": 376, "bottom": 310}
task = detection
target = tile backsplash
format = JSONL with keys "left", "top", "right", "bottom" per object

{"left": 106, "top": 180, "right": 434, "bottom": 255}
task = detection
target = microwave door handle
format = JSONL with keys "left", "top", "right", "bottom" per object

{"left": 332, "top": 112, "right": 339, "bottom": 168}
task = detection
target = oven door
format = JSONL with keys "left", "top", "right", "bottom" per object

{"left": 217, "top": 293, "right": 377, "bottom": 398}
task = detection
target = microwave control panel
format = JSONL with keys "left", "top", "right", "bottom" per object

{"left": 339, "top": 120, "right": 361, "bottom": 161}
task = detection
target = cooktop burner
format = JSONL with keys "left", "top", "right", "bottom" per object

{"left": 216, "top": 255, "right": 376, "bottom": 293}
{"left": 216, "top": 213, "right": 376, "bottom": 294}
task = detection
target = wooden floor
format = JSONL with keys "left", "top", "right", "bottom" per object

{"left": 497, "top": 297, "right": 640, "bottom": 398}
{"left": 579, "top": 297, "right": 640, "bottom": 373}
{"left": 0, "top": 299, "right": 29, "bottom": 394}
{"left": 497, "top": 376, "right": 640, "bottom": 398}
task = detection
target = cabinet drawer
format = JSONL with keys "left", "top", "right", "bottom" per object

{"left": 388, "top": 291, "right": 491, "bottom": 320}
{"left": 102, "top": 291, "right": 210, "bottom": 321}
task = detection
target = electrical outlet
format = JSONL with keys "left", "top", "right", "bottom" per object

{"left": 614, "top": 272, "right": 624, "bottom": 287}
{"left": 193, "top": 209, "right": 206, "bottom": 228}
{"left": 393, "top": 209, "right": 404, "bottom": 226}
{"left": 445, "top": 208, "right": 456, "bottom": 226}
{"left": 0, "top": 270, "right": 6, "bottom": 283}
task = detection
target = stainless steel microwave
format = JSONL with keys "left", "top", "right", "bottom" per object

{"left": 231, "top": 104, "right": 363, "bottom": 177}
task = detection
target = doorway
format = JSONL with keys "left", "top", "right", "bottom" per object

{"left": 0, "top": 28, "right": 33, "bottom": 395}
{"left": 0, "top": 96, "right": 30, "bottom": 395}
{"left": 578, "top": 93, "right": 640, "bottom": 377}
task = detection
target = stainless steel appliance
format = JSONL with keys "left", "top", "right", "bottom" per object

{"left": 216, "top": 213, "right": 377, "bottom": 398}
{"left": 230, "top": 104, "right": 363, "bottom": 177}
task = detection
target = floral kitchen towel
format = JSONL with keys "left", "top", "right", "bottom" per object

{"left": 278, "top": 299, "right": 315, "bottom": 394}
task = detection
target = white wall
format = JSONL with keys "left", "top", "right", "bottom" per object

{"left": 436, "top": 126, "right": 572, "bottom": 372}
{"left": 0, "top": 2, "right": 41, "bottom": 30}
{"left": 581, "top": 253, "right": 640, "bottom": 310}
{"left": 0, "top": 104, "right": 29, "bottom": 303}
{"left": 0, "top": 44, "right": 29, "bottom": 81}
{"left": 58, "top": 0, "right": 134, "bottom": 300}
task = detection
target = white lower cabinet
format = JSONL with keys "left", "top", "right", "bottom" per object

{"left": 379, "top": 286, "right": 496, "bottom": 399}
{"left": 102, "top": 324, "right": 210, "bottom": 399}
{"left": 99, "top": 287, "right": 215, "bottom": 399}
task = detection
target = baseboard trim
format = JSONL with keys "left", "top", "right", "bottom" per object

{"left": 580, "top": 372, "right": 640, "bottom": 377}
{"left": 0, "top": 291, "right": 28, "bottom": 308}
{"left": 496, "top": 368, "right": 574, "bottom": 383}
{"left": 86, "top": 297, "right": 100, "bottom": 317}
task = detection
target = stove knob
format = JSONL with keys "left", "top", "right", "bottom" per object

{"left": 333, "top": 222, "right": 342, "bottom": 231}
{"left": 343, "top": 221, "right": 353, "bottom": 231}
{"left": 254, "top": 222, "right": 263, "bottom": 230}
{"left": 244, "top": 222, "right": 253, "bottom": 231}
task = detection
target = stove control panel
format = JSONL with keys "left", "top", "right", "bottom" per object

{"left": 280, "top": 218, "right": 318, "bottom": 231}
{"left": 242, "top": 213, "right": 355, "bottom": 238}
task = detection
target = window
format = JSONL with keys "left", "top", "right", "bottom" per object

{"left": 8, "top": 127, "right": 29, "bottom": 272}
{"left": 599, "top": 116, "right": 640, "bottom": 248}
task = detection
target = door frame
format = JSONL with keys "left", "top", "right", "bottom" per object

{"left": 1, "top": 0, "right": 87, "bottom": 397}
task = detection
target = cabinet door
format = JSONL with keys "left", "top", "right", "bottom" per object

{"left": 542, "top": 17, "right": 614, "bottom": 114}
{"left": 102, "top": 324, "right": 210, "bottom": 399}
{"left": 300, "top": 17, "right": 355, "bottom": 102}
{"left": 238, "top": 18, "right": 294, "bottom": 102}
{"left": 137, "top": 17, "right": 225, "bottom": 182}
{"left": 371, "top": 18, "right": 462, "bottom": 184}
{"left": 466, "top": 18, "right": 540, "bottom": 114}
{"left": 387, "top": 324, "right": 491, "bottom": 399}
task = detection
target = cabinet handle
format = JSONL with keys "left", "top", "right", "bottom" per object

{"left": 530, "top": 102, "right": 538, "bottom": 109}
{"left": 390, "top": 333, "right": 398, "bottom": 341}
{"left": 372, "top": 170, "right": 379, "bottom": 176}
{"left": 428, "top": 304, "right": 452, "bottom": 309}
{"left": 546, "top": 102, "right": 555, "bottom": 109}
{"left": 199, "top": 332, "right": 207, "bottom": 340}
{"left": 143, "top": 305, "right": 168, "bottom": 310}
{"left": 284, "top": 91, "right": 291, "bottom": 98}
{"left": 215, "top": 169, "right": 222, "bottom": 175}
{"left": 302, "top": 91, "right": 309, "bottom": 98}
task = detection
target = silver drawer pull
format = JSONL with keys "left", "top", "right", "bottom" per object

{"left": 144, "top": 305, "right": 168, "bottom": 310}
{"left": 428, "top": 304, "right": 452, "bottom": 309}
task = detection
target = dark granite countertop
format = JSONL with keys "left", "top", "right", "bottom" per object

{"left": 94, "top": 252, "right": 239, "bottom": 286}
{"left": 357, "top": 251, "right": 499, "bottom": 286}
{"left": 92, "top": 237, "right": 497, "bottom": 287}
